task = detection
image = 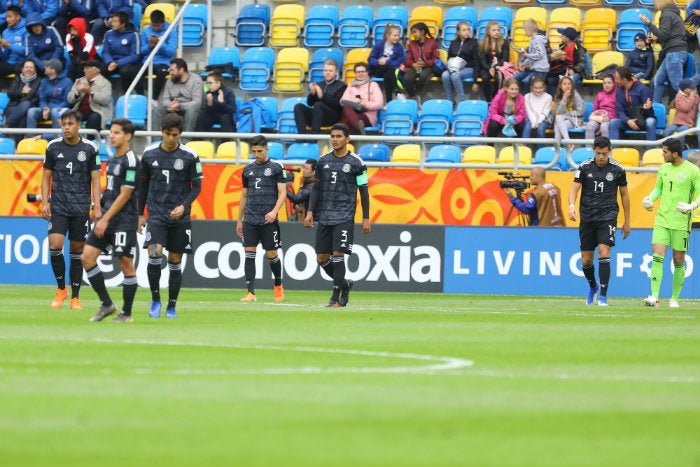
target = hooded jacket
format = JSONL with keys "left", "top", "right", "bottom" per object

{"left": 625, "top": 46, "right": 654, "bottom": 80}
{"left": 25, "top": 12, "right": 64, "bottom": 72}
{"left": 22, "top": 0, "right": 58, "bottom": 23}
{"left": 521, "top": 29, "right": 550, "bottom": 73}
{"left": 648, "top": 5, "right": 687, "bottom": 54}
{"left": 0, "top": 16, "right": 26, "bottom": 65}
{"left": 102, "top": 22, "right": 140, "bottom": 67}
{"left": 140, "top": 21, "right": 177, "bottom": 66}
{"left": 483, "top": 87, "right": 526, "bottom": 133}
{"left": 66, "top": 17, "right": 97, "bottom": 62}
{"left": 592, "top": 86, "right": 618, "bottom": 120}
{"left": 368, "top": 39, "right": 406, "bottom": 74}
{"left": 37, "top": 74, "right": 73, "bottom": 109}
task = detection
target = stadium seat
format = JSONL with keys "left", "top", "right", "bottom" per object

{"left": 132, "top": 2, "right": 142, "bottom": 31}
{"left": 0, "top": 92, "right": 10, "bottom": 125}
{"left": 452, "top": 100, "right": 489, "bottom": 137}
{"left": 273, "top": 47, "right": 309, "bottom": 93}
{"left": 358, "top": 143, "right": 390, "bottom": 162}
{"left": 641, "top": 148, "right": 664, "bottom": 167}
{"left": 115, "top": 94, "right": 148, "bottom": 128}
{"left": 534, "top": 147, "right": 567, "bottom": 170}
{"left": 321, "top": 143, "right": 355, "bottom": 155}
{"left": 581, "top": 8, "right": 616, "bottom": 53}
{"left": 462, "top": 145, "right": 497, "bottom": 164}
{"left": 426, "top": 144, "right": 462, "bottom": 163}
{"left": 255, "top": 96, "right": 279, "bottom": 131}
{"left": 233, "top": 4, "right": 270, "bottom": 47}
{"left": 303, "top": 5, "right": 339, "bottom": 48}
{"left": 16, "top": 138, "right": 48, "bottom": 155}
{"left": 381, "top": 99, "right": 419, "bottom": 136}
{"left": 286, "top": 142, "right": 320, "bottom": 161}
{"left": 612, "top": 147, "right": 639, "bottom": 167}
{"left": 582, "top": 51, "right": 625, "bottom": 85}
{"left": 569, "top": 0, "right": 602, "bottom": 6}
{"left": 571, "top": 147, "right": 594, "bottom": 167}
{"left": 216, "top": 141, "right": 250, "bottom": 159}
{"left": 308, "top": 48, "right": 343, "bottom": 83}
{"left": 267, "top": 141, "right": 284, "bottom": 160}
{"left": 416, "top": 99, "right": 453, "bottom": 136}
{"left": 269, "top": 4, "right": 304, "bottom": 47}
{"left": 441, "top": 6, "right": 478, "bottom": 50}
{"left": 373, "top": 6, "right": 409, "bottom": 44}
{"left": 498, "top": 145, "right": 533, "bottom": 165}
{"left": 408, "top": 5, "right": 443, "bottom": 40}
{"left": 501, "top": 0, "right": 534, "bottom": 5}
{"left": 476, "top": 6, "right": 512, "bottom": 40}
{"left": 342, "top": 47, "right": 371, "bottom": 84}
{"left": 391, "top": 144, "right": 421, "bottom": 163}
{"left": 277, "top": 97, "right": 308, "bottom": 134}
{"left": 185, "top": 141, "right": 215, "bottom": 159}
{"left": 0, "top": 137, "right": 15, "bottom": 155}
{"left": 239, "top": 47, "right": 275, "bottom": 93}
{"left": 203, "top": 46, "right": 241, "bottom": 80}
{"left": 338, "top": 5, "right": 373, "bottom": 48}
{"left": 181, "top": 3, "right": 207, "bottom": 48}
{"left": 624, "top": 103, "right": 666, "bottom": 138}
{"left": 142, "top": 3, "right": 177, "bottom": 30}
{"left": 547, "top": 7, "right": 583, "bottom": 49}
{"left": 603, "top": 0, "right": 634, "bottom": 5}
{"left": 512, "top": 7, "right": 547, "bottom": 50}
{"left": 615, "top": 9, "right": 651, "bottom": 52}
{"left": 569, "top": 102, "right": 595, "bottom": 136}
{"left": 637, "top": 0, "right": 655, "bottom": 6}
{"left": 535, "top": 0, "right": 568, "bottom": 4}
{"left": 364, "top": 108, "right": 385, "bottom": 133}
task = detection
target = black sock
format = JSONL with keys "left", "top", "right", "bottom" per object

{"left": 331, "top": 255, "right": 345, "bottom": 301}
{"left": 582, "top": 263, "right": 597, "bottom": 289}
{"left": 50, "top": 249, "right": 65, "bottom": 289}
{"left": 122, "top": 275, "right": 137, "bottom": 315}
{"left": 598, "top": 258, "right": 610, "bottom": 297}
{"left": 86, "top": 265, "right": 112, "bottom": 306}
{"left": 69, "top": 253, "right": 83, "bottom": 298}
{"left": 268, "top": 255, "right": 282, "bottom": 286}
{"left": 320, "top": 259, "right": 334, "bottom": 278}
{"left": 245, "top": 251, "right": 256, "bottom": 294}
{"left": 167, "top": 262, "right": 182, "bottom": 310}
{"left": 147, "top": 256, "right": 162, "bottom": 302}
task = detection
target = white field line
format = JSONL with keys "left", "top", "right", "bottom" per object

{"left": 433, "top": 369, "right": 700, "bottom": 384}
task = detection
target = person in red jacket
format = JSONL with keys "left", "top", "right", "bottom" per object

{"left": 400, "top": 22, "right": 439, "bottom": 101}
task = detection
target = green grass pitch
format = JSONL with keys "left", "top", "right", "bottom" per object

{"left": 1, "top": 285, "right": 699, "bottom": 467}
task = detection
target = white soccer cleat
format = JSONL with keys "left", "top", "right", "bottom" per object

{"left": 669, "top": 299, "right": 680, "bottom": 309}
{"left": 643, "top": 295, "right": 660, "bottom": 307}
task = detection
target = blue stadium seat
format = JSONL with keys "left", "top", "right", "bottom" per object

{"left": 203, "top": 46, "right": 240, "bottom": 79}
{"left": 268, "top": 141, "right": 284, "bottom": 160}
{"left": 417, "top": 99, "right": 454, "bottom": 137}
{"left": 535, "top": 0, "right": 568, "bottom": 5}
{"left": 256, "top": 96, "right": 279, "bottom": 131}
{"left": 0, "top": 137, "right": 16, "bottom": 155}
{"left": 303, "top": 5, "right": 339, "bottom": 48}
{"left": 381, "top": 98, "right": 419, "bottom": 136}
{"left": 308, "top": 48, "right": 344, "bottom": 83}
{"left": 569, "top": 102, "right": 594, "bottom": 135}
{"left": 286, "top": 142, "right": 320, "bottom": 161}
{"left": 426, "top": 144, "right": 462, "bottom": 163}
{"left": 115, "top": 94, "right": 148, "bottom": 128}
{"left": 534, "top": 147, "right": 567, "bottom": 170}
{"left": 239, "top": 47, "right": 274, "bottom": 93}
{"left": 441, "top": 6, "right": 478, "bottom": 50}
{"left": 277, "top": 97, "right": 308, "bottom": 134}
{"left": 603, "top": 0, "right": 634, "bottom": 5}
{"left": 452, "top": 100, "right": 488, "bottom": 138}
{"left": 338, "top": 5, "right": 373, "bottom": 48}
{"left": 181, "top": 3, "right": 207, "bottom": 48}
{"left": 364, "top": 108, "right": 385, "bottom": 133}
{"left": 373, "top": 6, "right": 408, "bottom": 44}
{"left": 571, "top": 147, "right": 594, "bottom": 168}
{"left": 358, "top": 143, "right": 390, "bottom": 162}
{"left": 0, "top": 92, "right": 9, "bottom": 125}
{"left": 233, "top": 4, "right": 269, "bottom": 47}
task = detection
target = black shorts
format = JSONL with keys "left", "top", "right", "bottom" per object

{"left": 242, "top": 221, "right": 282, "bottom": 250}
{"left": 579, "top": 220, "right": 617, "bottom": 251}
{"left": 86, "top": 228, "right": 137, "bottom": 258}
{"left": 143, "top": 221, "right": 192, "bottom": 254}
{"left": 48, "top": 214, "right": 90, "bottom": 241}
{"left": 315, "top": 220, "right": 355, "bottom": 255}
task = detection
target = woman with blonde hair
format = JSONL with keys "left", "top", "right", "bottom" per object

{"left": 477, "top": 20, "right": 510, "bottom": 102}
{"left": 368, "top": 24, "right": 406, "bottom": 102}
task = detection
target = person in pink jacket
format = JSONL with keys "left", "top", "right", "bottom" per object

{"left": 340, "top": 61, "right": 385, "bottom": 135}
{"left": 483, "top": 79, "right": 526, "bottom": 137}
{"left": 663, "top": 79, "right": 700, "bottom": 148}
{"left": 585, "top": 73, "right": 618, "bottom": 143}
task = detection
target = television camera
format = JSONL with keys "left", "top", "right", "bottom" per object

{"left": 498, "top": 172, "right": 530, "bottom": 198}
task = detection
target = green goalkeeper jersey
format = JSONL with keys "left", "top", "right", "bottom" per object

{"left": 650, "top": 160, "right": 700, "bottom": 230}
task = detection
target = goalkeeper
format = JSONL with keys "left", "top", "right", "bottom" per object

{"left": 641, "top": 138, "right": 700, "bottom": 308}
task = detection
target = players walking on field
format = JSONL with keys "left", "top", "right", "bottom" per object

{"left": 568, "top": 136, "right": 631, "bottom": 306}
{"left": 82, "top": 119, "right": 141, "bottom": 323}
{"left": 41, "top": 110, "right": 101, "bottom": 310}
{"left": 304, "top": 123, "right": 371, "bottom": 307}
{"left": 641, "top": 138, "right": 700, "bottom": 308}
{"left": 237, "top": 135, "right": 287, "bottom": 303}
{"left": 138, "top": 114, "right": 203, "bottom": 318}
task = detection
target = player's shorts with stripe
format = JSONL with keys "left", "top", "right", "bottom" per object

{"left": 652, "top": 225, "right": 689, "bottom": 252}
{"left": 579, "top": 220, "right": 616, "bottom": 251}
{"left": 315, "top": 220, "right": 354, "bottom": 255}
{"left": 86, "top": 229, "right": 138, "bottom": 257}
{"left": 48, "top": 214, "right": 90, "bottom": 241}
{"left": 242, "top": 221, "right": 282, "bottom": 250}
{"left": 143, "top": 221, "right": 192, "bottom": 254}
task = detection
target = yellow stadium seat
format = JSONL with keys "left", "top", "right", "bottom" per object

{"left": 612, "top": 147, "right": 640, "bottom": 167}
{"left": 641, "top": 148, "right": 664, "bottom": 167}
{"left": 512, "top": 7, "right": 547, "bottom": 49}
{"left": 321, "top": 143, "right": 355, "bottom": 154}
{"left": 581, "top": 8, "right": 616, "bottom": 52}
{"left": 462, "top": 145, "right": 497, "bottom": 164}
{"left": 16, "top": 138, "right": 48, "bottom": 155}
{"left": 582, "top": 51, "right": 625, "bottom": 85}
{"left": 273, "top": 47, "right": 310, "bottom": 93}
{"left": 501, "top": 0, "right": 533, "bottom": 5}
{"left": 498, "top": 145, "right": 533, "bottom": 165}
{"left": 547, "top": 7, "right": 582, "bottom": 50}
{"left": 342, "top": 47, "right": 371, "bottom": 84}
{"left": 185, "top": 141, "right": 215, "bottom": 159}
{"left": 269, "top": 4, "right": 305, "bottom": 47}
{"left": 569, "top": 0, "right": 601, "bottom": 7}
{"left": 216, "top": 141, "right": 250, "bottom": 159}
{"left": 408, "top": 5, "right": 443, "bottom": 39}
{"left": 391, "top": 144, "right": 421, "bottom": 163}
{"left": 141, "top": 3, "right": 177, "bottom": 29}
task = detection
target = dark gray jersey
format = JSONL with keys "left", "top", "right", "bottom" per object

{"left": 241, "top": 158, "right": 287, "bottom": 225}
{"left": 574, "top": 158, "right": 628, "bottom": 222}
{"left": 43, "top": 137, "right": 100, "bottom": 217}
{"left": 314, "top": 150, "right": 367, "bottom": 225}
{"left": 102, "top": 151, "right": 141, "bottom": 230}
{"left": 140, "top": 143, "right": 203, "bottom": 224}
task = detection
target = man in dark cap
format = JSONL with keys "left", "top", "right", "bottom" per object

{"left": 67, "top": 60, "right": 113, "bottom": 138}
{"left": 546, "top": 26, "right": 587, "bottom": 94}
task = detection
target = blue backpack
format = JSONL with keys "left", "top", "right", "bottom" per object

{"left": 237, "top": 98, "right": 273, "bottom": 133}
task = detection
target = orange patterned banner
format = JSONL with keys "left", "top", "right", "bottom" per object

{"left": 1, "top": 161, "right": 657, "bottom": 227}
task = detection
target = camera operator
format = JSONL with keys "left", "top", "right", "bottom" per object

{"left": 287, "top": 159, "right": 316, "bottom": 221}
{"left": 504, "top": 167, "right": 566, "bottom": 226}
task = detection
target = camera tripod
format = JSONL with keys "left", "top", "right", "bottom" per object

{"left": 504, "top": 188, "right": 531, "bottom": 226}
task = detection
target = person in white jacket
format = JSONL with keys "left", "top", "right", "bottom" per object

{"left": 522, "top": 77, "right": 552, "bottom": 142}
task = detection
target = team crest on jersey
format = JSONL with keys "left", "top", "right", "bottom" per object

{"left": 342, "top": 163, "right": 350, "bottom": 173}
{"left": 678, "top": 173, "right": 685, "bottom": 180}
{"left": 174, "top": 159, "right": 184, "bottom": 170}
{"left": 264, "top": 168, "right": 272, "bottom": 176}
{"left": 113, "top": 164, "right": 121, "bottom": 176}
{"left": 605, "top": 173, "right": 614, "bottom": 181}
{"left": 77, "top": 151, "right": 87, "bottom": 162}
{"left": 121, "top": 39, "right": 128, "bottom": 45}
{"left": 45, "top": 38, "right": 51, "bottom": 44}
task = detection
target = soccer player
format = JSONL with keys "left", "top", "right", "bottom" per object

{"left": 82, "top": 119, "right": 141, "bottom": 323}
{"left": 237, "top": 135, "right": 287, "bottom": 303}
{"left": 304, "top": 123, "right": 371, "bottom": 307}
{"left": 641, "top": 138, "right": 700, "bottom": 308}
{"left": 568, "top": 136, "right": 631, "bottom": 306}
{"left": 41, "top": 109, "right": 101, "bottom": 310}
{"left": 138, "top": 113, "right": 203, "bottom": 318}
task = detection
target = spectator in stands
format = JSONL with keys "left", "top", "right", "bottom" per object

{"left": 400, "top": 22, "right": 439, "bottom": 102}
{"left": 553, "top": 75, "right": 585, "bottom": 149}
{"left": 1, "top": 59, "right": 41, "bottom": 142}
{"left": 441, "top": 21, "right": 479, "bottom": 105}
{"left": 65, "top": 17, "right": 99, "bottom": 81}
{"left": 546, "top": 27, "right": 586, "bottom": 95}
{"left": 483, "top": 78, "right": 526, "bottom": 137}
{"left": 339, "top": 61, "right": 384, "bottom": 135}
{"left": 585, "top": 74, "right": 618, "bottom": 144}
{"left": 66, "top": 60, "right": 112, "bottom": 138}
{"left": 102, "top": 10, "right": 140, "bottom": 94}
{"left": 26, "top": 59, "right": 72, "bottom": 137}
{"left": 609, "top": 66, "right": 657, "bottom": 143}
{"left": 22, "top": 0, "right": 59, "bottom": 26}
{"left": 294, "top": 59, "right": 346, "bottom": 134}
{"left": 522, "top": 77, "right": 552, "bottom": 141}
{"left": 513, "top": 19, "right": 549, "bottom": 89}
{"left": 195, "top": 71, "right": 237, "bottom": 133}
{"left": 625, "top": 33, "right": 654, "bottom": 81}
{"left": 0, "top": 5, "right": 27, "bottom": 77}
{"left": 687, "top": 1, "right": 700, "bottom": 49}
{"left": 477, "top": 20, "right": 510, "bottom": 102}
{"left": 55, "top": 0, "right": 96, "bottom": 38}
{"left": 151, "top": 58, "right": 203, "bottom": 134}
{"left": 368, "top": 24, "right": 405, "bottom": 102}
{"left": 140, "top": 9, "right": 177, "bottom": 101}
{"left": 640, "top": 0, "right": 687, "bottom": 103}
{"left": 25, "top": 12, "right": 64, "bottom": 75}
{"left": 91, "top": 0, "right": 133, "bottom": 44}
{"left": 662, "top": 79, "right": 700, "bottom": 148}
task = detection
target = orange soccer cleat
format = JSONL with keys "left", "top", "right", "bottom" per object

{"left": 240, "top": 292, "right": 257, "bottom": 303}
{"left": 70, "top": 297, "right": 83, "bottom": 310}
{"left": 273, "top": 285, "right": 285, "bottom": 302}
{"left": 50, "top": 288, "right": 68, "bottom": 308}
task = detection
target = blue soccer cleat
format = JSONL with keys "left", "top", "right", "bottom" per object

{"left": 149, "top": 301, "right": 161, "bottom": 318}
{"left": 165, "top": 307, "right": 177, "bottom": 318}
{"left": 598, "top": 295, "right": 608, "bottom": 307}
{"left": 586, "top": 283, "right": 599, "bottom": 306}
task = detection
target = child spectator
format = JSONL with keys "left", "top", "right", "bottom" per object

{"left": 441, "top": 21, "right": 480, "bottom": 104}
{"left": 585, "top": 74, "right": 618, "bottom": 143}
{"left": 400, "top": 22, "right": 439, "bottom": 102}
{"left": 476, "top": 20, "right": 510, "bottom": 102}
{"left": 65, "top": 17, "right": 99, "bottom": 81}
{"left": 625, "top": 33, "right": 654, "bottom": 80}
{"left": 483, "top": 78, "right": 526, "bottom": 137}
{"left": 663, "top": 79, "right": 700, "bottom": 148}
{"left": 546, "top": 27, "right": 587, "bottom": 95}
{"left": 522, "top": 77, "right": 552, "bottom": 141}
{"left": 368, "top": 24, "right": 405, "bottom": 102}
{"left": 553, "top": 75, "right": 585, "bottom": 148}
{"left": 513, "top": 19, "right": 550, "bottom": 89}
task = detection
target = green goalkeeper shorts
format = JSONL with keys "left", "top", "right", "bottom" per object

{"left": 652, "top": 225, "right": 690, "bottom": 252}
